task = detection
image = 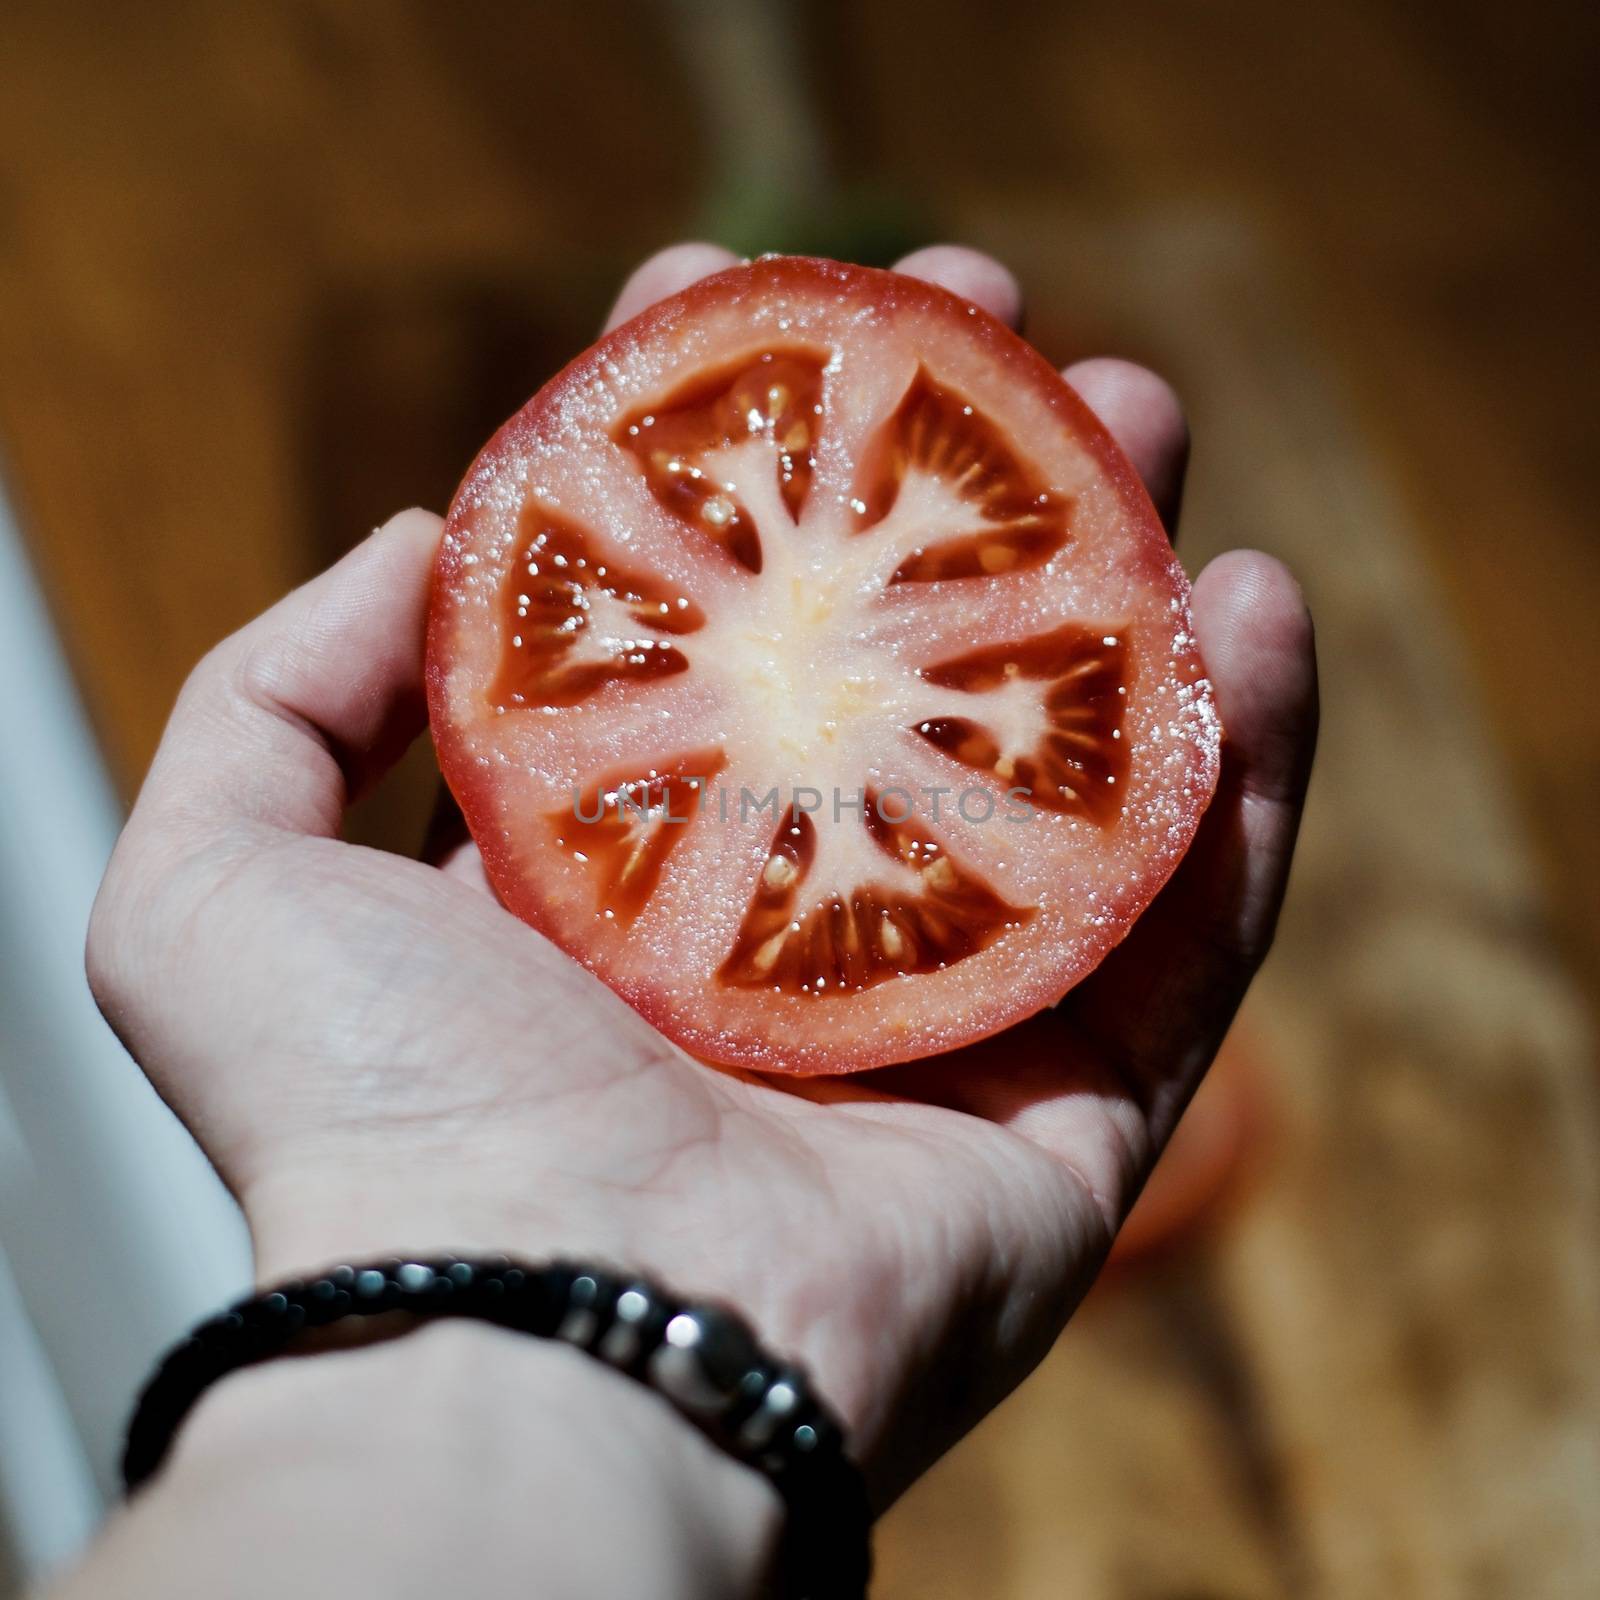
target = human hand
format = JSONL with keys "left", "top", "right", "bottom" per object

{"left": 88, "top": 242, "right": 1317, "bottom": 1507}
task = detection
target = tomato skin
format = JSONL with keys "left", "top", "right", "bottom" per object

{"left": 427, "top": 256, "right": 1220, "bottom": 1074}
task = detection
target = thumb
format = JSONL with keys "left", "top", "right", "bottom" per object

{"left": 133, "top": 508, "right": 441, "bottom": 842}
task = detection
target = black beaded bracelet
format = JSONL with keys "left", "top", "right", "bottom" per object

{"left": 123, "top": 1257, "right": 870, "bottom": 1598}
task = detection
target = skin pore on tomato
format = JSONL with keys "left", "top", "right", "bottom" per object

{"left": 426, "top": 257, "right": 1220, "bottom": 1074}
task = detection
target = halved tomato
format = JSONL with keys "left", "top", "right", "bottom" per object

{"left": 426, "top": 257, "right": 1219, "bottom": 1074}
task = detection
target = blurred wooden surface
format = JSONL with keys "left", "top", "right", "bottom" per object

{"left": 1, "top": 1, "right": 1595, "bottom": 1594}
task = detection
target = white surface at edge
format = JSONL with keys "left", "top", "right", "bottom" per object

{"left": 0, "top": 1240, "right": 95, "bottom": 1582}
{"left": 0, "top": 475, "right": 251, "bottom": 1583}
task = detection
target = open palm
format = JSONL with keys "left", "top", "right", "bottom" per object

{"left": 88, "top": 244, "right": 1316, "bottom": 1506}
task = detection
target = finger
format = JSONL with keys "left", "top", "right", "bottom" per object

{"left": 435, "top": 835, "right": 494, "bottom": 893}
{"left": 133, "top": 509, "right": 442, "bottom": 842}
{"left": 1187, "top": 550, "right": 1320, "bottom": 814}
{"left": 1063, "top": 358, "right": 1189, "bottom": 534}
{"left": 420, "top": 782, "right": 469, "bottom": 866}
{"left": 419, "top": 785, "right": 496, "bottom": 894}
{"left": 602, "top": 242, "right": 741, "bottom": 333}
{"left": 892, "top": 244, "right": 1024, "bottom": 330}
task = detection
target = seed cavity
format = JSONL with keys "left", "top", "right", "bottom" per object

{"left": 718, "top": 802, "right": 1032, "bottom": 994}
{"left": 550, "top": 750, "right": 726, "bottom": 925}
{"left": 616, "top": 349, "right": 829, "bottom": 573}
{"left": 915, "top": 624, "right": 1130, "bottom": 824}
{"left": 850, "top": 368, "right": 1072, "bottom": 581}
{"left": 490, "top": 508, "right": 704, "bottom": 710}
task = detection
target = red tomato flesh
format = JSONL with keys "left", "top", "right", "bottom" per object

{"left": 426, "top": 257, "right": 1220, "bottom": 1074}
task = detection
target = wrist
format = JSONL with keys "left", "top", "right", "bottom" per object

{"left": 239, "top": 1151, "right": 883, "bottom": 1465}
{"left": 168, "top": 1320, "right": 781, "bottom": 1599}
{"left": 240, "top": 1149, "right": 569, "bottom": 1287}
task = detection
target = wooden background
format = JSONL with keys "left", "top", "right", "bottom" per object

{"left": 1, "top": 1, "right": 1596, "bottom": 1594}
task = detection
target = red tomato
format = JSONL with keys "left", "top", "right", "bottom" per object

{"left": 427, "top": 257, "right": 1219, "bottom": 1074}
